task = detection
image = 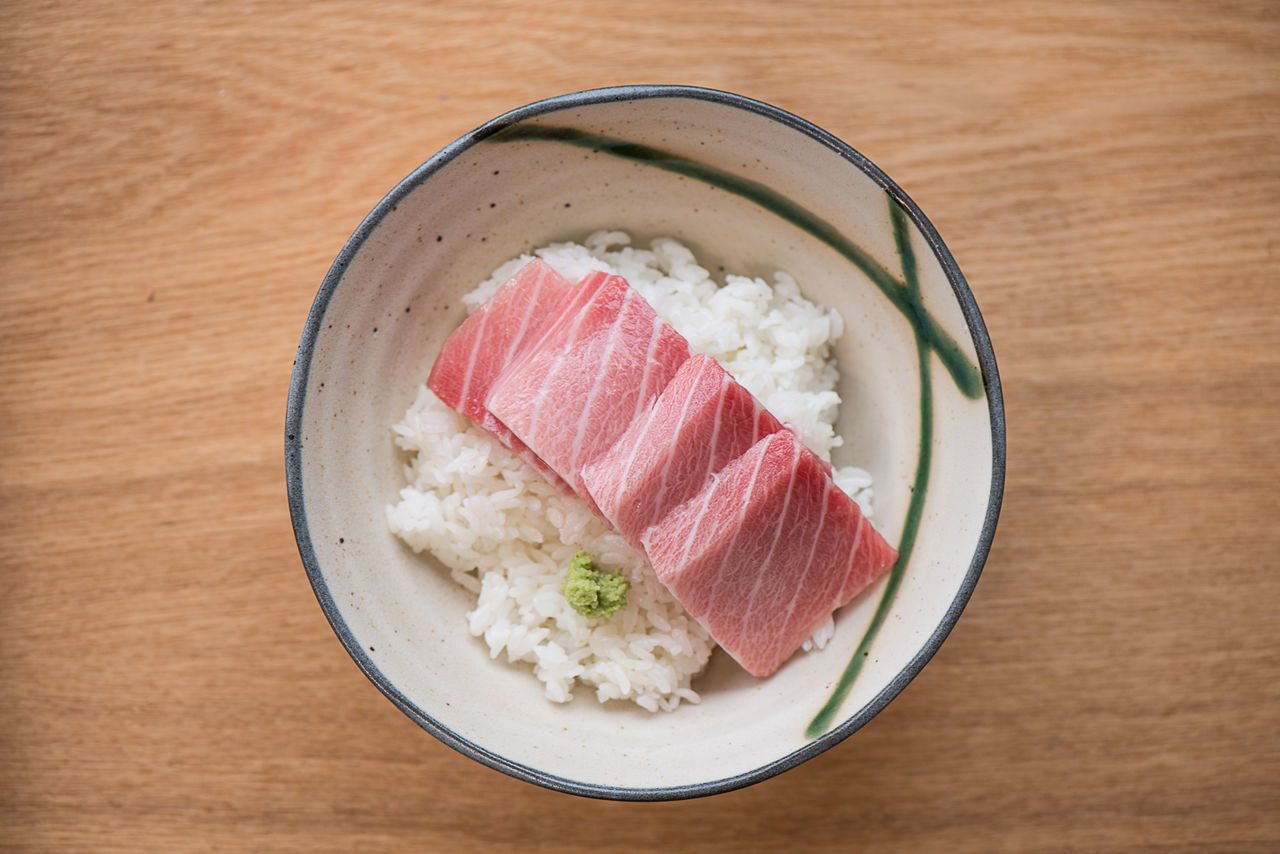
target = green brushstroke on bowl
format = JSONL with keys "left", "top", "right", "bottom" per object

{"left": 485, "top": 123, "right": 979, "bottom": 738}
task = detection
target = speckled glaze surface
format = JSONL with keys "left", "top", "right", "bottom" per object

{"left": 286, "top": 85, "right": 1004, "bottom": 800}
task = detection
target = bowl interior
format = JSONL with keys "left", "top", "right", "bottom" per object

{"left": 289, "top": 88, "right": 1001, "bottom": 797}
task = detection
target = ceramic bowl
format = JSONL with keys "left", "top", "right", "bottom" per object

{"left": 286, "top": 85, "right": 1004, "bottom": 800}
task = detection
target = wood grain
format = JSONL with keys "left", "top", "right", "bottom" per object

{"left": 2, "top": 0, "right": 1277, "bottom": 851}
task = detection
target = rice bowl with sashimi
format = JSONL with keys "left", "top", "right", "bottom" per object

{"left": 387, "top": 230, "right": 890, "bottom": 711}
{"left": 288, "top": 85, "right": 1002, "bottom": 799}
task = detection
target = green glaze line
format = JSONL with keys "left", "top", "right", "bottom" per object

{"left": 805, "top": 200, "right": 934, "bottom": 739}
{"left": 487, "top": 123, "right": 982, "bottom": 400}
{"left": 487, "top": 120, "right": 977, "bottom": 736}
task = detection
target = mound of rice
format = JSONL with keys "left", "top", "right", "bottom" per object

{"left": 387, "top": 231, "right": 873, "bottom": 712}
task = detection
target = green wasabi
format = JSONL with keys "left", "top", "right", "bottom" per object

{"left": 563, "top": 551, "right": 629, "bottom": 619}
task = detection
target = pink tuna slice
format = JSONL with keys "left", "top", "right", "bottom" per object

{"left": 580, "top": 353, "right": 784, "bottom": 547}
{"left": 486, "top": 271, "right": 692, "bottom": 509}
{"left": 640, "top": 429, "right": 898, "bottom": 678}
{"left": 426, "top": 258, "right": 574, "bottom": 489}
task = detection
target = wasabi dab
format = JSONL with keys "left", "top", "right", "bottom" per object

{"left": 563, "top": 551, "right": 629, "bottom": 619}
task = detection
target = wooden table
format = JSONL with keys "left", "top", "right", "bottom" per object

{"left": 4, "top": 1, "right": 1277, "bottom": 850}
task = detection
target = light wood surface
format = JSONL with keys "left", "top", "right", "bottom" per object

{"left": 3, "top": 1, "right": 1277, "bottom": 851}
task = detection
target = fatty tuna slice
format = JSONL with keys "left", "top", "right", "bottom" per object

{"left": 426, "top": 258, "right": 574, "bottom": 488}
{"left": 486, "top": 271, "right": 692, "bottom": 507}
{"left": 580, "top": 353, "right": 784, "bottom": 546}
{"left": 640, "top": 430, "right": 898, "bottom": 678}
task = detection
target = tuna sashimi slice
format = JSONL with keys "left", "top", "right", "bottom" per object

{"left": 640, "top": 430, "right": 898, "bottom": 678}
{"left": 426, "top": 258, "right": 574, "bottom": 488}
{"left": 486, "top": 271, "right": 692, "bottom": 507}
{"left": 580, "top": 353, "right": 784, "bottom": 547}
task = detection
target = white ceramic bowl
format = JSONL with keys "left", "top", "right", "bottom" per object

{"left": 286, "top": 85, "right": 1004, "bottom": 800}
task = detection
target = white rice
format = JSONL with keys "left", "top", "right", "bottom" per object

{"left": 387, "top": 231, "right": 873, "bottom": 711}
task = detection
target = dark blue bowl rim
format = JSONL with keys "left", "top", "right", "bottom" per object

{"left": 285, "top": 83, "right": 1006, "bottom": 802}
